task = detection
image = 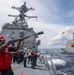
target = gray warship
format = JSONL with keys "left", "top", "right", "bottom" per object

{"left": 61, "top": 32, "right": 74, "bottom": 54}
{"left": 0, "top": 2, "right": 66, "bottom": 75}
{"left": 1, "top": 2, "right": 40, "bottom": 50}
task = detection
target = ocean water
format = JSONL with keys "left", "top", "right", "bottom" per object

{"left": 42, "top": 48, "right": 74, "bottom": 75}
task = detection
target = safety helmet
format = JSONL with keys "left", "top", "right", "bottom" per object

{"left": 0, "top": 35, "right": 5, "bottom": 41}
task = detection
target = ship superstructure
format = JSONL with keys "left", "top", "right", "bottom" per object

{"left": 1, "top": 2, "right": 41, "bottom": 50}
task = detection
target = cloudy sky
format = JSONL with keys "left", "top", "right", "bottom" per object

{"left": 0, "top": 0, "right": 74, "bottom": 49}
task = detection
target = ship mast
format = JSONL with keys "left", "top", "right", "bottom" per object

{"left": 8, "top": 2, "right": 37, "bottom": 25}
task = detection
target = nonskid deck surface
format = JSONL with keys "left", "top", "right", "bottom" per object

{"left": 12, "top": 61, "right": 50, "bottom": 75}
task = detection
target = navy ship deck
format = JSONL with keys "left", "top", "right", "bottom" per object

{"left": 12, "top": 61, "right": 50, "bottom": 75}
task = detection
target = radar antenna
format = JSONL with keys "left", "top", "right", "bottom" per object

{"left": 8, "top": 2, "right": 37, "bottom": 25}
{"left": 11, "top": 2, "right": 35, "bottom": 14}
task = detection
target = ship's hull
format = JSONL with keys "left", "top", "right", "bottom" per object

{"left": 61, "top": 48, "right": 74, "bottom": 54}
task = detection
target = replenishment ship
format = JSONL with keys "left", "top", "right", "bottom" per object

{"left": 61, "top": 32, "right": 74, "bottom": 54}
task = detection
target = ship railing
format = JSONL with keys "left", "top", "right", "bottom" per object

{"left": 44, "top": 55, "right": 67, "bottom": 75}
{"left": 44, "top": 55, "right": 57, "bottom": 75}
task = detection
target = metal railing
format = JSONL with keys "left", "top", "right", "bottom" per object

{"left": 44, "top": 55, "right": 67, "bottom": 75}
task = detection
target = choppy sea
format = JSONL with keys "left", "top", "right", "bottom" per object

{"left": 42, "top": 48, "right": 74, "bottom": 75}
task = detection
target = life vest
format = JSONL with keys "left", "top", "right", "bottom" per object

{"left": 31, "top": 51, "right": 36, "bottom": 56}
{"left": 0, "top": 46, "right": 11, "bottom": 70}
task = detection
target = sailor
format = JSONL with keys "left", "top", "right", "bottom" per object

{"left": 23, "top": 48, "right": 28, "bottom": 67}
{"left": 27, "top": 49, "right": 32, "bottom": 64}
{"left": 34, "top": 50, "right": 38, "bottom": 66}
{"left": 31, "top": 50, "right": 37, "bottom": 69}
{"left": 0, "top": 35, "right": 21, "bottom": 75}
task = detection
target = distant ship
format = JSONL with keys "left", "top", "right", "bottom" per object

{"left": 61, "top": 32, "right": 74, "bottom": 54}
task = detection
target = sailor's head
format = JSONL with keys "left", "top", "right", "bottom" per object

{"left": 0, "top": 35, "right": 5, "bottom": 45}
